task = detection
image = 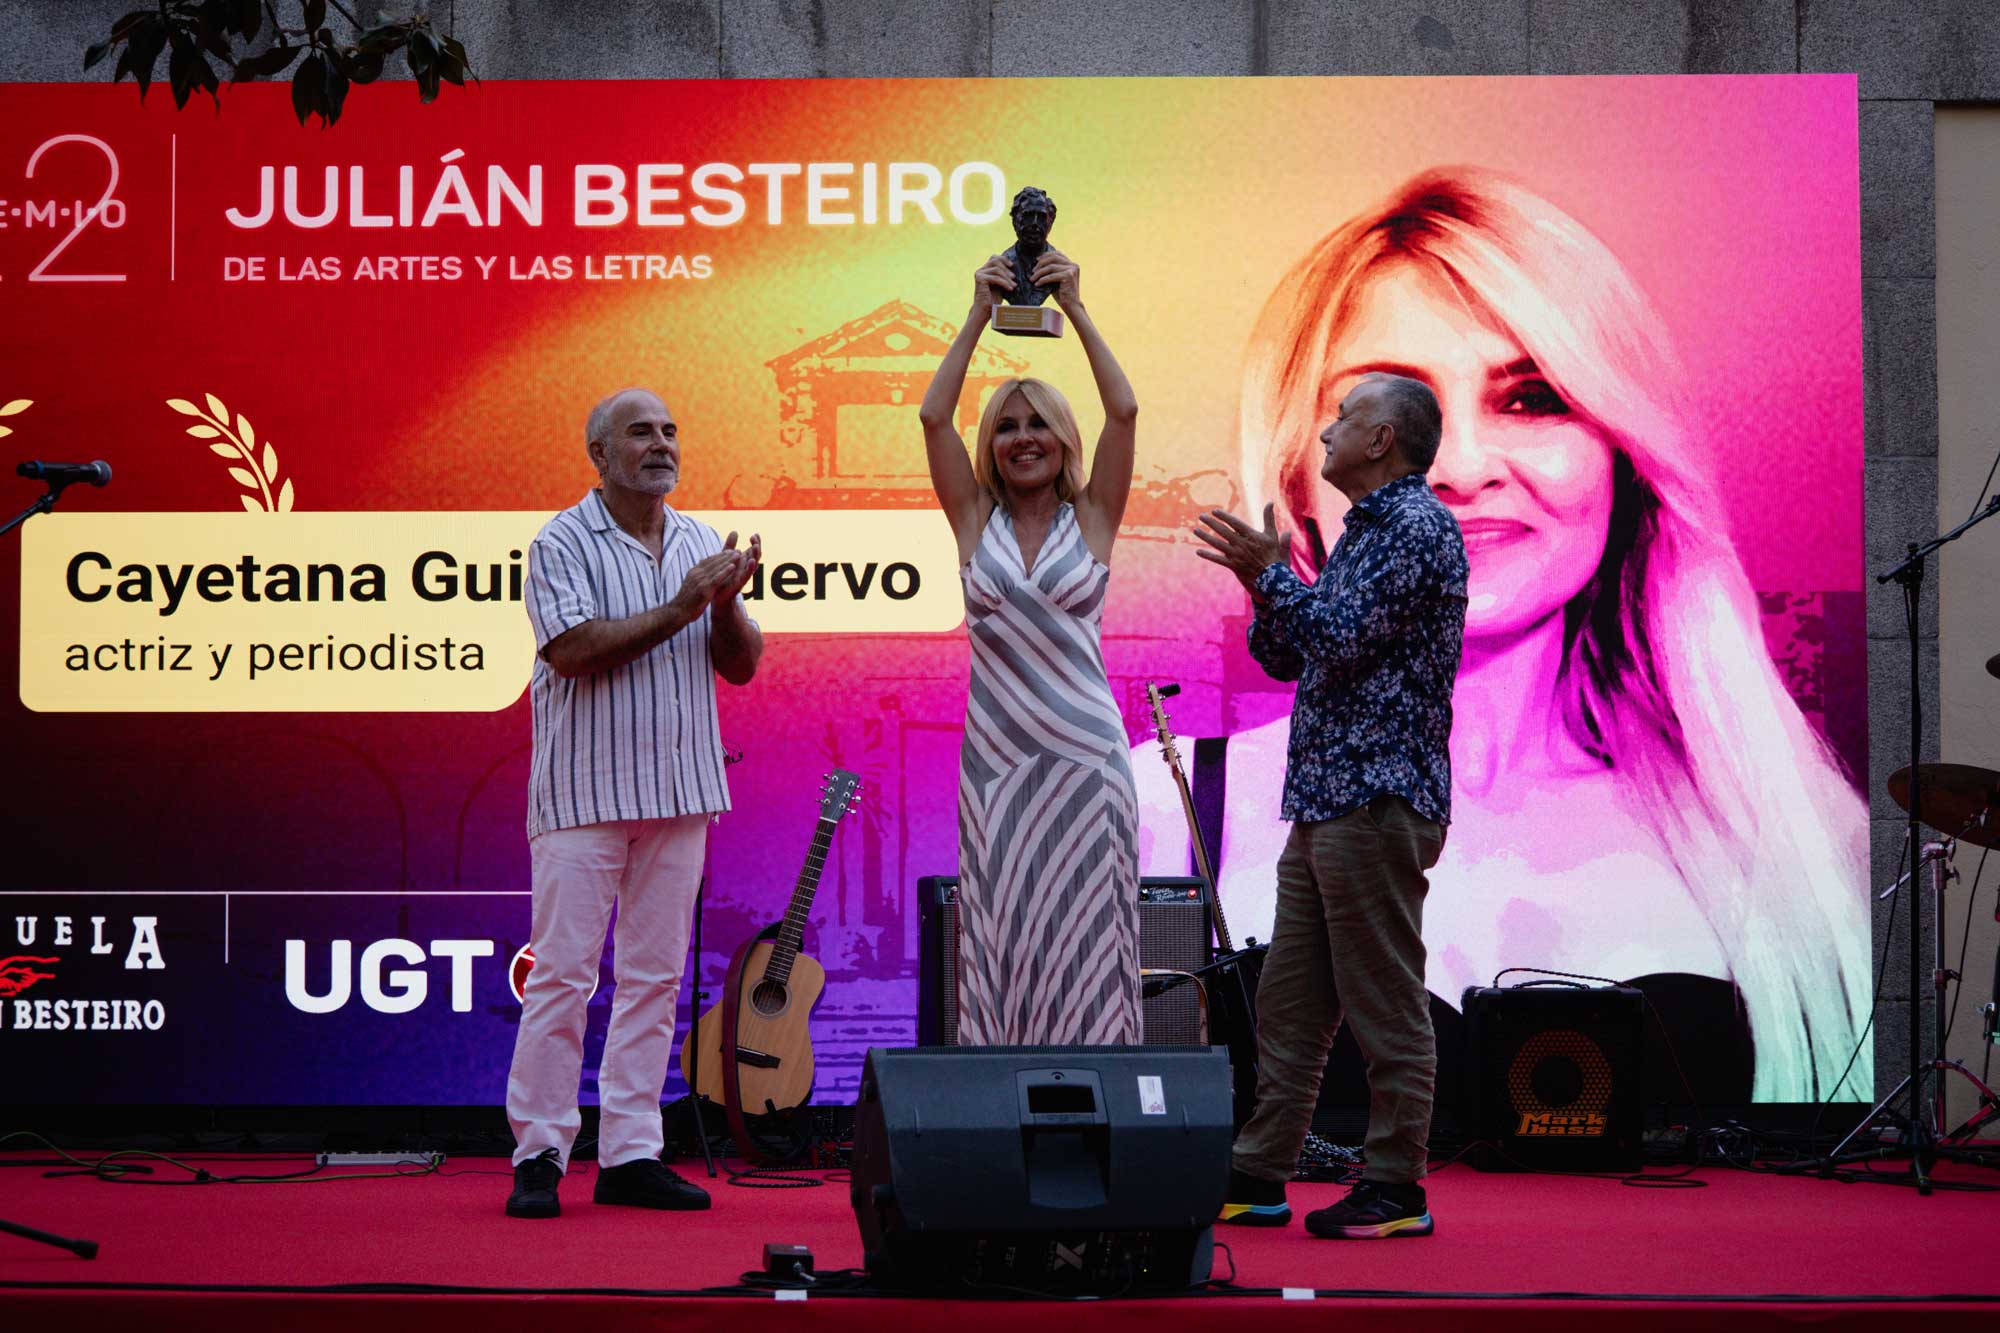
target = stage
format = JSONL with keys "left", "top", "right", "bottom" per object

{"left": 4, "top": 1149, "right": 1995, "bottom": 1330}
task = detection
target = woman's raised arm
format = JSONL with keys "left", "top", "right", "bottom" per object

{"left": 1036, "top": 250, "right": 1137, "bottom": 561}
{"left": 919, "top": 256, "right": 1014, "bottom": 562}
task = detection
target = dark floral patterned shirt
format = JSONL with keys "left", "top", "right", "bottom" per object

{"left": 1248, "top": 472, "right": 1469, "bottom": 826}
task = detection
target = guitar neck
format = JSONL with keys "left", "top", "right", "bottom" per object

{"left": 1170, "top": 765, "right": 1235, "bottom": 955}
{"left": 765, "top": 818, "right": 836, "bottom": 984}
{"left": 1148, "top": 689, "right": 1236, "bottom": 957}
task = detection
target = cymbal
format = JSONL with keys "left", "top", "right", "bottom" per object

{"left": 1887, "top": 764, "right": 2000, "bottom": 849}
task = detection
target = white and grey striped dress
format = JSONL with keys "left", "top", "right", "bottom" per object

{"left": 956, "top": 502, "right": 1141, "bottom": 1045}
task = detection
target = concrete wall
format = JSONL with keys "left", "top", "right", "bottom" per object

{"left": 8, "top": 0, "right": 2000, "bottom": 1105}
{"left": 1936, "top": 108, "right": 2000, "bottom": 1127}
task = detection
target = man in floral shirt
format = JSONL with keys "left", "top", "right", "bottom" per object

{"left": 1193, "top": 372, "right": 1467, "bottom": 1239}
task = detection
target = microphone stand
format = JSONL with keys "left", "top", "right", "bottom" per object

{"left": 1792, "top": 494, "right": 2000, "bottom": 1190}
{"left": 0, "top": 1217, "right": 97, "bottom": 1260}
{"left": 0, "top": 481, "right": 100, "bottom": 1257}
{"left": 0, "top": 481, "right": 69, "bottom": 538}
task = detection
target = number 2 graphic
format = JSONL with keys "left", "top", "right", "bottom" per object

{"left": 26, "top": 134, "right": 128, "bottom": 283}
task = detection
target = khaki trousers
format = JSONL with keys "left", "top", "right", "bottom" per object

{"left": 1232, "top": 796, "right": 1443, "bottom": 1185}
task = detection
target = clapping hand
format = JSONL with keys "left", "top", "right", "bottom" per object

{"left": 1193, "top": 505, "right": 1292, "bottom": 596}
{"left": 714, "top": 531, "right": 761, "bottom": 603}
{"left": 672, "top": 532, "right": 762, "bottom": 621}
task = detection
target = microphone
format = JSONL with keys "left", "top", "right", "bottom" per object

{"left": 16, "top": 460, "right": 111, "bottom": 487}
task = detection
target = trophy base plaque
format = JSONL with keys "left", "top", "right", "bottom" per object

{"left": 992, "top": 305, "right": 1064, "bottom": 338}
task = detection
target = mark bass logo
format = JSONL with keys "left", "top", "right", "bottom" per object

{"left": 1517, "top": 1112, "right": 1608, "bottom": 1138}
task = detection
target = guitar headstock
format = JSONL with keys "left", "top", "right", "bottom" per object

{"left": 819, "top": 768, "right": 862, "bottom": 821}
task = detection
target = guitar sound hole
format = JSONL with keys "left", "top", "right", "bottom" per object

{"left": 750, "top": 980, "right": 788, "bottom": 1017}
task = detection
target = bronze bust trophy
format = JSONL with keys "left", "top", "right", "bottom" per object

{"left": 991, "top": 186, "right": 1064, "bottom": 338}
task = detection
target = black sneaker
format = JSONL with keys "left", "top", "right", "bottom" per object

{"left": 1304, "top": 1179, "right": 1433, "bottom": 1238}
{"left": 593, "top": 1157, "right": 712, "bottom": 1211}
{"left": 1218, "top": 1166, "right": 1291, "bottom": 1227}
{"left": 505, "top": 1148, "right": 562, "bottom": 1219}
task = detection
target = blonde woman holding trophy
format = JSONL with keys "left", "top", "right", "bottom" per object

{"left": 918, "top": 221, "right": 1143, "bottom": 1047}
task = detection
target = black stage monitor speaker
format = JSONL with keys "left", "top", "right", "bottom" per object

{"left": 850, "top": 1045, "right": 1232, "bottom": 1296}
{"left": 1462, "top": 983, "right": 1644, "bottom": 1171}
{"left": 917, "top": 876, "right": 1212, "bottom": 1046}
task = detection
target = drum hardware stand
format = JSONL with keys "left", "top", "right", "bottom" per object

{"left": 1940, "top": 819, "right": 2000, "bottom": 1151}
{"left": 1801, "top": 831, "right": 2000, "bottom": 1179}
{"left": 1791, "top": 497, "right": 2000, "bottom": 1191}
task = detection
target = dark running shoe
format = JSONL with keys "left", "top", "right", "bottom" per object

{"left": 505, "top": 1148, "right": 562, "bottom": 1219}
{"left": 1218, "top": 1166, "right": 1292, "bottom": 1227}
{"left": 593, "top": 1157, "right": 712, "bottom": 1211}
{"left": 1305, "top": 1179, "right": 1433, "bottom": 1238}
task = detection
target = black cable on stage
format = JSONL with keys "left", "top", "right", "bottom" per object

{"left": 724, "top": 1164, "right": 839, "bottom": 1189}
{"left": 1809, "top": 855, "right": 1904, "bottom": 1142}
{"left": 0, "top": 1132, "right": 439, "bottom": 1186}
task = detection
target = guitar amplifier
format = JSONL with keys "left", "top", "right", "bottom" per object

{"left": 1462, "top": 983, "right": 1644, "bottom": 1171}
{"left": 917, "top": 876, "right": 1212, "bottom": 1046}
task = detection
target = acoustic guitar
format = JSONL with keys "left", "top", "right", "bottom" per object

{"left": 679, "top": 767, "right": 859, "bottom": 1123}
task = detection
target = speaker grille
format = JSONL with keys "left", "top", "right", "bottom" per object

{"left": 921, "top": 877, "right": 1213, "bottom": 1045}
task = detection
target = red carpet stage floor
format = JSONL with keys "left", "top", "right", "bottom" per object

{"left": 4, "top": 1151, "right": 1997, "bottom": 1331}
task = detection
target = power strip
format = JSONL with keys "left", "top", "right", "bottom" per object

{"left": 314, "top": 1151, "right": 445, "bottom": 1168}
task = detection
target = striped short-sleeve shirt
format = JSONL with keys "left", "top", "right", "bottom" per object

{"left": 524, "top": 490, "right": 739, "bottom": 839}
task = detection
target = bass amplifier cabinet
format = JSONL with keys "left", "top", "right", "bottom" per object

{"left": 917, "top": 876, "right": 1212, "bottom": 1046}
{"left": 1462, "top": 983, "right": 1644, "bottom": 1171}
{"left": 851, "top": 1045, "right": 1232, "bottom": 1295}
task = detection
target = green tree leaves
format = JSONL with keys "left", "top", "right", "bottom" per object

{"left": 86, "top": 2, "right": 475, "bottom": 128}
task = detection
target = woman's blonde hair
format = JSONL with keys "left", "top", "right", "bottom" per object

{"left": 973, "top": 378, "right": 1087, "bottom": 511}
{"left": 1244, "top": 167, "right": 1871, "bottom": 1101}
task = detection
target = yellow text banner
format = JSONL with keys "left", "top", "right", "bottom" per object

{"left": 20, "top": 510, "right": 962, "bottom": 712}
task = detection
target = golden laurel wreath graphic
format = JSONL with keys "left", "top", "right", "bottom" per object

{"left": 167, "top": 393, "right": 295, "bottom": 512}
{"left": 0, "top": 398, "right": 30, "bottom": 438}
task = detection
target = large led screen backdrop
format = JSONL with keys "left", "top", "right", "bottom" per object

{"left": 0, "top": 76, "right": 1865, "bottom": 1107}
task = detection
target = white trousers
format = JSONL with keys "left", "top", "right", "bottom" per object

{"left": 507, "top": 814, "right": 707, "bottom": 1170}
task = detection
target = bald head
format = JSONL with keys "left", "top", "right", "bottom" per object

{"left": 586, "top": 387, "right": 680, "bottom": 498}
{"left": 585, "top": 387, "right": 665, "bottom": 451}
{"left": 1358, "top": 373, "right": 1442, "bottom": 471}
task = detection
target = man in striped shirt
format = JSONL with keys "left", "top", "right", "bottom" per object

{"left": 505, "top": 387, "right": 763, "bottom": 1220}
